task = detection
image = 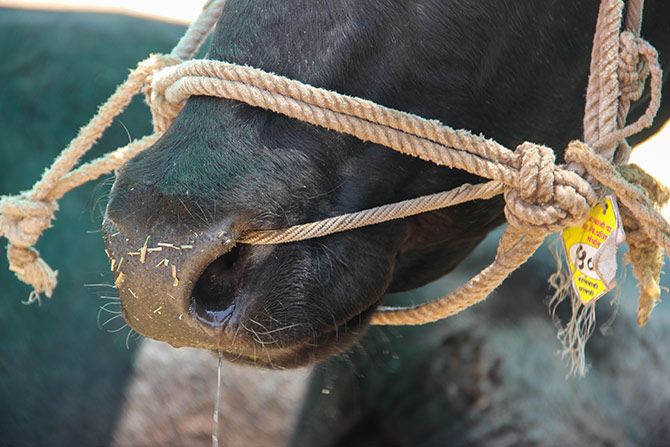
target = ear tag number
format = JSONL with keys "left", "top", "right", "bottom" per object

{"left": 561, "top": 195, "right": 625, "bottom": 304}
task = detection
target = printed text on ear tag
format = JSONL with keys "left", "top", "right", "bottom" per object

{"left": 561, "top": 195, "right": 625, "bottom": 304}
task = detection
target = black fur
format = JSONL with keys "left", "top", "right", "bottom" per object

{"left": 105, "top": 0, "right": 670, "bottom": 368}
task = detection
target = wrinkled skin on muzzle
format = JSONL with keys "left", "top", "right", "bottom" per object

{"left": 104, "top": 0, "right": 670, "bottom": 367}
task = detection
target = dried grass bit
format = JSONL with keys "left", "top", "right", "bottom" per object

{"left": 158, "top": 242, "right": 180, "bottom": 249}
{"left": 172, "top": 264, "right": 179, "bottom": 287}
{"left": 140, "top": 236, "right": 151, "bottom": 264}
{"left": 114, "top": 272, "right": 126, "bottom": 288}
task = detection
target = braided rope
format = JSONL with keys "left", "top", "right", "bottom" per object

{"left": 0, "top": 0, "right": 667, "bottom": 331}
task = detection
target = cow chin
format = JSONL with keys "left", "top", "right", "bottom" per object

{"left": 216, "top": 295, "right": 382, "bottom": 369}
{"left": 103, "top": 214, "right": 397, "bottom": 369}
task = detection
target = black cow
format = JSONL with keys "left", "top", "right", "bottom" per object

{"left": 104, "top": 0, "right": 670, "bottom": 368}
{"left": 3, "top": 5, "right": 670, "bottom": 447}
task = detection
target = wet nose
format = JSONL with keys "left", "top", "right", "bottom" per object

{"left": 103, "top": 197, "right": 244, "bottom": 349}
{"left": 190, "top": 244, "right": 243, "bottom": 327}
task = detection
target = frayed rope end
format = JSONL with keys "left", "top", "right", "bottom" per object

{"left": 548, "top": 236, "right": 597, "bottom": 377}
{"left": 8, "top": 247, "right": 58, "bottom": 305}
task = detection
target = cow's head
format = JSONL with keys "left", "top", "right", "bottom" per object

{"left": 103, "top": 0, "right": 665, "bottom": 367}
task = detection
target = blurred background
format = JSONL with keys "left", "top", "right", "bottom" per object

{"left": 0, "top": 0, "right": 202, "bottom": 23}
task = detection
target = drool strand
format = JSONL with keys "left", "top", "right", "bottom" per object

{"left": 213, "top": 351, "right": 224, "bottom": 447}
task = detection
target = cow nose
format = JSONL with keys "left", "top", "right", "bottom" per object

{"left": 101, "top": 210, "right": 242, "bottom": 349}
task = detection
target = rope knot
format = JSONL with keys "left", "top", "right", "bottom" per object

{"left": 141, "top": 53, "right": 184, "bottom": 134}
{"left": 516, "top": 142, "right": 556, "bottom": 204}
{"left": 618, "top": 31, "right": 650, "bottom": 103}
{"left": 0, "top": 195, "right": 57, "bottom": 247}
{"left": 504, "top": 142, "right": 597, "bottom": 236}
{"left": 0, "top": 195, "right": 59, "bottom": 300}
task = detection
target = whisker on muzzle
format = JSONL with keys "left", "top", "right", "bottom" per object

{"left": 125, "top": 328, "right": 142, "bottom": 350}
{"left": 97, "top": 301, "right": 122, "bottom": 326}
{"left": 100, "top": 313, "right": 125, "bottom": 331}
{"left": 84, "top": 283, "right": 118, "bottom": 289}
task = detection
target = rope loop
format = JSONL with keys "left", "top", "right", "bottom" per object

{"left": 596, "top": 30, "right": 662, "bottom": 150}
{"left": 618, "top": 30, "right": 649, "bottom": 102}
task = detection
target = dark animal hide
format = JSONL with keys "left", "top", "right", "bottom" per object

{"left": 105, "top": 0, "right": 670, "bottom": 367}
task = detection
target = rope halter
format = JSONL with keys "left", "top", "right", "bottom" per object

{"left": 0, "top": 0, "right": 667, "bottom": 342}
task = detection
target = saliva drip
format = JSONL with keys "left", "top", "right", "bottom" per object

{"left": 213, "top": 351, "right": 224, "bottom": 447}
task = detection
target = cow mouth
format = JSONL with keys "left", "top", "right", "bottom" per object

{"left": 189, "top": 243, "right": 379, "bottom": 368}
{"left": 215, "top": 295, "right": 379, "bottom": 368}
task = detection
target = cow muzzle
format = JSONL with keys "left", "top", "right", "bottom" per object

{"left": 102, "top": 215, "right": 245, "bottom": 351}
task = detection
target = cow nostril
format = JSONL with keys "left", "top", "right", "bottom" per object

{"left": 190, "top": 246, "right": 240, "bottom": 327}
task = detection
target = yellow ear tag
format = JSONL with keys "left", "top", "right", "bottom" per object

{"left": 561, "top": 195, "right": 626, "bottom": 304}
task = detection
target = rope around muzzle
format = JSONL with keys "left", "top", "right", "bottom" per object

{"left": 0, "top": 0, "right": 668, "bottom": 332}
